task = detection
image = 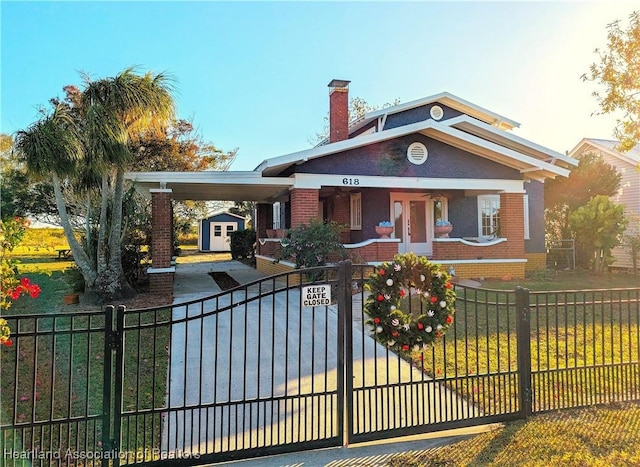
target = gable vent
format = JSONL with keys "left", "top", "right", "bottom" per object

{"left": 407, "top": 142, "right": 428, "bottom": 165}
{"left": 430, "top": 105, "right": 444, "bottom": 120}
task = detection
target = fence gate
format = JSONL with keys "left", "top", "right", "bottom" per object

{"left": 346, "top": 264, "right": 524, "bottom": 444}
{"left": 3, "top": 263, "right": 638, "bottom": 466}
{"left": 110, "top": 264, "right": 347, "bottom": 466}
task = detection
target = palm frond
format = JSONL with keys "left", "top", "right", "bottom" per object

{"left": 14, "top": 104, "right": 83, "bottom": 178}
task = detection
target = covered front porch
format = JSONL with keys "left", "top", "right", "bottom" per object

{"left": 128, "top": 170, "right": 529, "bottom": 296}
{"left": 253, "top": 174, "right": 528, "bottom": 280}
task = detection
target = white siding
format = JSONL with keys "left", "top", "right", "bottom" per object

{"left": 577, "top": 147, "right": 640, "bottom": 269}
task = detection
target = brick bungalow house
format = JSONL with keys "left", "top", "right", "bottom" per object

{"left": 127, "top": 80, "right": 577, "bottom": 296}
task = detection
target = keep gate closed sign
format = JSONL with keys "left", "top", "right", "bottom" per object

{"left": 301, "top": 284, "right": 331, "bottom": 307}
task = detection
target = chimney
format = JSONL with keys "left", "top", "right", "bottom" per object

{"left": 328, "top": 79, "right": 350, "bottom": 143}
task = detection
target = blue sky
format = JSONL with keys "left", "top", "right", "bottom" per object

{"left": 1, "top": 1, "right": 637, "bottom": 171}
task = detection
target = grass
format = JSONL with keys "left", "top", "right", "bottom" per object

{"left": 1, "top": 242, "right": 170, "bottom": 461}
{"left": 393, "top": 271, "right": 640, "bottom": 417}
{"left": 381, "top": 402, "right": 640, "bottom": 466}
{"left": 481, "top": 268, "right": 640, "bottom": 291}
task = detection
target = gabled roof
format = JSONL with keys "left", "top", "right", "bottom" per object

{"left": 256, "top": 113, "right": 573, "bottom": 181}
{"left": 569, "top": 138, "right": 640, "bottom": 166}
{"left": 204, "top": 210, "right": 246, "bottom": 221}
{"left": 349, "top": 91, "right": 520, "bottom": 135}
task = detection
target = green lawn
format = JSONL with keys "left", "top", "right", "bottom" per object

{"left": 1, "top": 249, "right": 170, "bottom": 461}
{"left": 385, "top": 402, "right": 640, "bottom": 466}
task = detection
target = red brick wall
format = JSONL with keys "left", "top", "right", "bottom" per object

{"left": 256, "top": 203, "right": 273, "bottom": 237}
{"left": 149, "top": 272, "right": 174, "bottom": 299}
{"left": 151, "top": 189, "right": 172, "bottom": 268}
{"left": 329, "top": 87, "right": 349, "bottom": 143}
{"left": 346, "top": 241, "right": 399, "bottom": 263}
{"left": 290, "top": 189, "right": 319, "bottom": 227}
{"left": 433, "top": 241, "right": 511, "bottom": 259}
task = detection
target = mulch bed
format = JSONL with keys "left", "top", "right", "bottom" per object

{"left": 208, "top": 271, "right": 241, "bottom": 290}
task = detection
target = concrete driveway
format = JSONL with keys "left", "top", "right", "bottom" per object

{"left": 161, "top": 258, "right": 480, "bottom": 463}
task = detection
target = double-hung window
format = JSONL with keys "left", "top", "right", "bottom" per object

{"left": 478, "top": 195, "right": 500, "bottom": 238}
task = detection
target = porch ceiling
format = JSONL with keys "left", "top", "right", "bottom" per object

{"left": 125, "top": 171, "right": 293, "bottom": 201}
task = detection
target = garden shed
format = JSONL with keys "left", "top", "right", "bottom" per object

{"left": 198, "top": 211, "right": 246, "bottom": 252}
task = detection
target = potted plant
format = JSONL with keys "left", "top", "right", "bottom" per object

{"left": 63, "top": 266, "right": 84, "bottom": 305}
{"left": 375, "top": 221, "right": 394, "bottom": 239}
{"left": 434, "top": 220, "right": 453, "bottom": 238}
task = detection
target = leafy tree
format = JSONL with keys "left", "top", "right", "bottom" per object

{"left": 583, "top": 10, "right": 640, "bottom": 151}
{"left": 229, "top": 201, "right": 255, "bottom": 228}
{"left": 15, "top": 68, "right": 174, "bottom": 302}
{"left": 545, "top": 152, "right": 621, "bottom": 240}
{"left": 569, "top": 195, "right": 627, "bottom": 272}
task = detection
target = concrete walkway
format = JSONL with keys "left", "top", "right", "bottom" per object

{"left": 165, "top": 257, "right": 496, "bottom": 466}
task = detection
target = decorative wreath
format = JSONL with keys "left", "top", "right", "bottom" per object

{"left": 364, "top": 253, "right": 456, "bottom": 353}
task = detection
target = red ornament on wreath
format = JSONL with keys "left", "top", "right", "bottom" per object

{"left": 364, "top": 253, "right": 456, "bottom": 353}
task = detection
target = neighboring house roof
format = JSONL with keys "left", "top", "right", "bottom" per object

{"left": 256, "top": 113, "right": 574, "bottom": 181}
{"left": 569, "top": 138, "right": 640, "bottom": 166}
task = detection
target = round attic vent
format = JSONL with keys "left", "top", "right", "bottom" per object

{"left": 430, "top": 105, "right": 444, "bottom": 120}
{"left": 407, "top": 142, "right": 428, "bottom": 165}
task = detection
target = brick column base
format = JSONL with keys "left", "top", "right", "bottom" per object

{"left": 149, "top": 270, "right": 175, "bottom": 299}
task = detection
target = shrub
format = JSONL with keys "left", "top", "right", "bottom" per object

{"left": 279, "top": 220, "right": 346, "bottom": 269}
{"left": 230, "top": 229, "right": 256, "bottom": 261}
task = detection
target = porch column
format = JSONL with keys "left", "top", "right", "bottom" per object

{"left": 148, "top": 188, "right": 175, "bottom": 297}
{"left": 500, "top": 192, "right": 525, "bottom": 258}
{"left": 290, "top": 189, "right": 319, "bottom": 227}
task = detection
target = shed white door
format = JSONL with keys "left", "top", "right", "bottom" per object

{"left": 210, "top": 222, "right": 236, "bottom": 251}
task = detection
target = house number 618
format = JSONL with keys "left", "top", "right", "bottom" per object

{"left": 342, "top": 178, "right": 360, "bottom": 186}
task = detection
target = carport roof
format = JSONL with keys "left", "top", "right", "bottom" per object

{"left": 125, "top": 171, "right": 293, "bottom": 201}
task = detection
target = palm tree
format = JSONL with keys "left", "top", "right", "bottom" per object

{"left": 15, "top": 68, "right": 175, "bottom": 302}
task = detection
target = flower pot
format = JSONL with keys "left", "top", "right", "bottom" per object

{"left": 375, "top": 226, "right": 394, "bottom": 239}
{"left": 266, "top": 229, "right": 275, "bottom": 238}
{"left": 63, "top": 293, "right": 79, "bottom": 305}
{"left": 434, "top": 225, "right": 453, "bottom": 238}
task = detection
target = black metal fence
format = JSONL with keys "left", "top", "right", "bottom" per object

{"left": 1, "top": 263, "right": 639, "bottom": 466}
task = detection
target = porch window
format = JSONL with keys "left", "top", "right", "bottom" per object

{"left": 350, "top": 193, "right": 362, "bottom": 230}
{"left": 478, "top": 195, "right": 500, "bottom": 238}
{"left": 272, "top": 202, "right": 281, "bottom": 229}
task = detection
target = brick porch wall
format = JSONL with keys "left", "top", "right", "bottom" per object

{"left": 525, "top": 253, "right": 547, "bottom": 272}
{"left": 345, "top": 240, "right": 399, "bottom": 263}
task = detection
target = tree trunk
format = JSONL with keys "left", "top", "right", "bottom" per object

{"left": 51, "top": 173, "right": 97, "bottom": 286}
{"left": 95, "top": 166, "right": 135, "bottom": 302}
{"left": 96, "top": 173, "right": 109, "bottom": 275}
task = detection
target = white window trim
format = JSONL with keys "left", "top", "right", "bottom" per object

{"left": 477, "top": 195, "right": 500, "bottom": 238}
{"left": 523, "top": 195, "right": 530, "bottom": 240}
{"left": 350, "top": 193, "right": 362, "bottom": 230}
{"left": 272, "top": 202, "right": 281, "bottom": 229}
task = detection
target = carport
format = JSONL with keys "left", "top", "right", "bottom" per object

{"left": 126, "top": 171, "right": 293, "bottom": 296}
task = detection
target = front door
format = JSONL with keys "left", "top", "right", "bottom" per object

{"left": 391, "top": 193, "right": 432, "bottom": 256}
